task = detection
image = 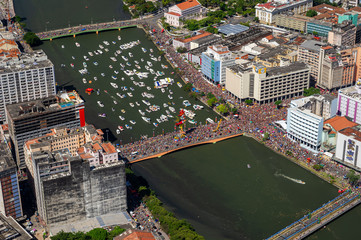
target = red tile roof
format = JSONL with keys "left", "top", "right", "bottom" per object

{"left": 339, "top": 127, "right": 361, "bottom": 141}
{"left": 167, "top": 12, "right": 181, "bottom": 17}
{"left": 324, "top": 116, "right": 358, "bottom": 132}
{"left": 93, "top": 143, "right": 102, "bottom": 151}
{"left": 350, "top": 6, "right": 361, "bottom": 12}
{"left": 114, "top": 230, "right": 155, "bottom": 240}
{"left": 176, "top": 0, "right": 200, "bottom": 10}
{"left": 102, "top": 142, "right": 117, "bottom": 154}
{"left": 174, "top": 30, "right": 212, "bottom": 43}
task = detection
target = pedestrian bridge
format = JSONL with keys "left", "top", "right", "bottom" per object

{"left": 36, "top": 19, "right": 145, "bottom": 41}
{"left": 267, "top": 190, "right": 361, "bottom": 239}
{"left": 128, "top": 133, "right": 244, "bottom": 164}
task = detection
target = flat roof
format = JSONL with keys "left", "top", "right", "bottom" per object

{"left": 218, "top": 24, "right": 249, "bottom": 36}
{"left": 266, "top": 62, "right": 308, "bottom": 76}
{"left": 0, "top": 142, "right": 16, "bottom": 173}
{"left": 299, "top": 40, "right": 326, "bottom": 52}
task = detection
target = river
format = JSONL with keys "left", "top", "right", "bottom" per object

{"left": 16, "top": 1, "right": 361, "bottom": 239}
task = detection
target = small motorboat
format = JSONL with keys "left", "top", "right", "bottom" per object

{"left": 98, "top": 113, "right": 106, "bottom": 118}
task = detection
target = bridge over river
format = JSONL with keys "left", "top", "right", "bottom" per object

{"left": 35, "top": 18, "right": 150, "bottom": 41}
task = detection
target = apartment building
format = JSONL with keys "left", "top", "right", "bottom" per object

{"left": 255, "top": 0, "right": 313, "bottom": 24}
{"left": 0, "top": 143, "right": 22, "bottom": 219}
{"left": 78, "top": 142, "right": 118, "bottom": 166}
{"left": 328, "top": 21, "right": 356, "bottom": 47}
{"left": 6, "top": 91, "right": 85, "bottom": 169}
{"left": 201, "top": 45, "right": 236, "bottom": 84}
{"left": 337, "top": 80, "right": 361, "bottom": 124}
{"left": 274, "top": 14, "right": 310, "bottom": 32}
{"left": 335, "top": 126, "right": 361, "bottom": 170}
{"left": 306, "top": 20, "right": 333, "bottom": 37}
{"left": 25, "top": 149, "right": 126, "bottom": 224}
{"left": 0, "top": 49, "right": 56, "bottom": 123}
{"left": 225, "top": 62, "right": 310, "bottom": 104}
{"left": 165, "top": 0, "right": 206, "bottom": 27}
{"left": 287, "top": 95, "right": 337, "bottom": 152}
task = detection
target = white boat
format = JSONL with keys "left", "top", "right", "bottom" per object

{"left": 97, "top": 101, "right": 104, "bottom": 107}
{"left": 75, "top": 42, "right": 80, "bottom": 47}
{"left": 129, "top": 52, "right": 133, "bottom": 57}
{"left": 101, "top": 73, "right": 105, "bottom": 77}
{"left": 82, "top": 78, "right": 87, "bottom": 84}
{"left": 119, "top": 115, "right": 125, "bottom": 120}
{"left": 110, "top": 82, "right": 118, "bottom": 88}
{"left": 93, "top": 61, "right": 98, "bottom": 66}
{"left": 130, "top": 120, "right": 136, "bottom": 125}
{"left": 129, "top": 103, "right": 134, "bottom": 107}
{"left": 169, "top": 107, "right": 175, "bottom": 113}
{"left": 94, "top": 77, "right": 98, "bottom": 81}
{"left": 141, "top": 58, "right": 144, "bottom": 62}
{"left": 183, "top": 100, "right": 191, "bottom": 107}
{"left": 62, "top": 45, "right": 65, "bottom": 48}
{"left": 177, "top": 82, "right": 182, "bottom": 88}
{"left": 161, "top": 88, "right": 165, "bottom": 93}
{"left": 135, "top": 101, "right": 140, "bottom": 106}
{"left": 206, "top": 118, "right": 215, "bottom": 124}
{"left": 138, "top": 109, "right": 145, "bottom": 116}
{"left": 116, "top": 129, "right": 121, "bottom": 135}
{"left": 147, "top": 61, "right": 153, "bottom": 67}
{"left": 153, "top": 122, "right": 158, "bottom": 127}
{"left": 142, "top": 116, "right": 151, "bottom": 123}
{"left": 125, "top": 124, "right": 132, "bottom": 129}
{"left": 163, "top": 103, "right": 168, "bottom": 108}
{"left": 99, "top": 44, "right": 104, "bottom": 49}
{"left": 127, "top": 92, "right": 133, "bottom": 97}
{"left": 168, "top": 95, "right": 173, "bottom": 100}
{"left": 112, "top": 76, "right": 117, "bottom": 80}
{"left": 142, "top": 47, "right": 147, "bottom": 53}
{"left": 188, "top": 119, "right": 197, "bottom": 124}
{"left": 118, "top": 36, "right": 121, "bottom": 40}
{"left": 113, "top": 100, "right": 118, "bottom": 104}
{"left": 109, "top": 65, "right": 113, "bottom": 69}
{"left": 118, "top": 126, "right": 124, "bottom": 131}
{"left": 142, "top": 100, "right": 150, "bottom": 106}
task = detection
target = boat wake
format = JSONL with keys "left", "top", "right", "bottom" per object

{"left": 275, "top": 172, "right": 305, "bottom": 185}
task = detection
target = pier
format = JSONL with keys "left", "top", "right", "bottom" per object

{"left": 267, "top": 191, "right": 361, "bottom": 240}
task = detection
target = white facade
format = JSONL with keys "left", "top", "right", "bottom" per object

{"left": 337, "top": 81, "right": 361, "bottom": 124}
{"left": 164, "top": 0, "right": 205, "bottom": 27}
{"left": 0, "top": 50, "right": 56, "bottom": 122}
{"left": 255, "top": 0, "right": 313, "bottom": 24}
{"left": 287, "top": 99, "right": 324, "bottom": 152}
{"left": 335, "top": 128, "right": 361, "bottom": 170}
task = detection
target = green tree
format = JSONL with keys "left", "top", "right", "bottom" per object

{"left": 254, "top": 17, "right": 259, "bottom": 23}
{"left": 23, "top": 32, "right": 42, "bottom": 46}
{"left": 304, "top": 87, "right": 320, "bottom": 96}
{"left": 263, "top": 132, "right": 269, "bottom": 141}
{"left": 183, "top": 83, "right": 193, "bottom": 92}
{"left": 207, "top": 97, "right": 218, "bottom": 107}
{"left": 275, "top": 100, "right": 282, "bottom": 106}
{"left": 216, "top": 104, "right": 228, "bottom": 115}
{"left": 245, "top": 99, "right": 253, "bottom": 105}
{"left": 87, "top": 228, "right": 108, "bottom": 240}
{"left": 306, "top": 10, "right": 318, "bottom": 17}
{"left": 313, "top": 164, "right": 324, "bottom": 171}
{"left": 207, "top": 92, "right": 215, "bottom": 99}
{"left": 108, "top": 226, "right": 125, "bottom": 239}
{"left": 312, "top": 31, "right": 318, "bottom": 36}
{"left": 176, "top": 47, "right": 187, "bottom": 53}
{"left": 346, "top": 170, "right": 360, "bottom": 186}
{"left": 206, "top": 26, "right": 218, "bottom": 34}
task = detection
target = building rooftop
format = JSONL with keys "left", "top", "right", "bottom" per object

{"left": 266, "top": 61, "right": 308, "bottom": 77}
{"left": 0, "top": 213, "right": 33, "bottom": 240}
{"left": 174, "top": 30, "right": 212, "bottom": 43}
{"left": 339, "top": 126, "right": 361, "bottom": 142}
{"left": 256, "top": 0, "right": 312, "bottom": 12}
{"left": 299, "top": 40, "right": 326, "bottom": 52}
{"left": 310, "top": 3, "right": 346, "bottom": 15}
{"left": 176, "top": 0, "right": 200, "bottom": 10}
{"left": 339, "top": 83, "right": 361, "bottom": 101}
{"left": 6, "top": 90, "right": 83, "bottom": 120}
{"left": 218, "top": 24, "right": 249, "bottom": 36}
{"left": 324, "top": 116, "right": 358, "bottom": 132}
{"left": 114, "top": 229, "right": 155, "bottom": 240}
{"left": 0, "top": 49, "right": 53, "bottom": 74}
{"left": 0, "top": 142, "right": 16, "bottom": 173}
{"left": 167, "top": 12, "right": 181, "bottom": 16}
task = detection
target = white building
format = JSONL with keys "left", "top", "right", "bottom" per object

{"left": 335, "top": 126, "right": 361, "bottom": 170}
{"left": 225, "top": 62, "right": 310, "bottom": 103}
{"left": 337, "top": 80, "right": 361, "bottom": 124}
{"left": 287, "top": 97, "right": 325, "bottom": 152}
{"left": 255, "top": 0, "right": 313, "bottom": 24}
{"left": 0, "top": 49, "right": 56, "bottom": 123}
{"left": 164, "top": 0, "right": 206, "bottom": 27}
{"left": 79, "top": 142, "right": 118, "bottom": 167}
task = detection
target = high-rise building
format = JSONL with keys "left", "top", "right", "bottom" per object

{"left": 328, "top": 21, "right": 357, "bottom": 47}
{"left": 6, "top": 91, "right": 85, "bottom": 169}
{"left": 201, "top": 45, "right": 236, "bottom": 85}
{"left": 25, "top": 149, "right": 126, "bottom": 225}
{"left": 0, "top": 142, "right": 22, "bottom": 219}
{"left": 337, "top": 80, "right": 361, "bottom": 124}
{"left": 0, "top": 49, "right": 56, "bottom": 123}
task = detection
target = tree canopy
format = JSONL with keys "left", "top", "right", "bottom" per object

{"left": 303, "top": 87, "right": 320, "bottom": 97}
{"left": 306, "top": 10, "right": 318, "bottom": 17}
{"left": 23, "top": 32, "right": 42, "bottom": 46}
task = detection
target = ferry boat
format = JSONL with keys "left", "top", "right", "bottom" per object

{"left": 75, "top": 42, "right": 80, "bottom": 47}
{"left": 97, "top": 101, "right": 104, "bottom": 107}
{"left": 98, "top": 113, "right": 106, "bottom": 118}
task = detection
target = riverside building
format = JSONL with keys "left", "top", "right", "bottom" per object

{"left": 164, "top": 0, "right": 206, "bottom": 27}
{"left": 0, "top": 49, "right": 55, "bottom": 123}
{"left": 225, "top": 62, "right": 310, "bottom": 104}
{"left": 286, "top": 95, "right": 337, "bottom": 152}
{"left": 6, "top": 91, "right": 85, "bottom": 169}
{"left": 337, "top": 80, "right": 361, "bottom": 124}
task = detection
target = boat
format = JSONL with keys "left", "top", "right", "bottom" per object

{"left": 82, "top": 78, "right": 87, "bottom": 84}
{"left": 75, "top": 42, "right": 80, "bottom": 47}
{"left": 161, "top": 88, "right": 165, "bottom": 93}
{"left": 72, "top": 56, "right": 75, "bottom": 59}
{"left": 70, "top": 63, "right": 74, "bottom": 68}
{"left": 118, "top": 36, "right": 121, "bottom": 41}
{"left": 150, "top": 48, "right": 153, "bottom": 53}
{"left": 112, "top": 76, "right": 117, "bottom": 80}
{"left": 168, "top": 95, "right": 173, "bottom": 100}
{"left": 130, "top": 120, "right": 136, "bottom": 125}
{"left": 121, "top": 109, "right": 126, "bottom": 113}
{"left": 141, "top": 58, "right": 144, "bottom": 62}
{"left": 142, "top": 116, "right": 151, "bottom": 123}
{"left": 109, "top": 65, "right": 113, "bottom": 69}
{"left": 113, "top": 100, "right": 118, "bottom": 104}
{"left": 135, "top": 102, "right": 140, "bottom": 106}
{"left": 142, "top": 47, "right": 147, "bottom": 53}
{"left": 142, "top": 100, "right": 150, "bottom": 106}
{"left": 169, "top": 107, "right": 175, "bottom": 113}
{"left": 138, "top": 109, "right": 145, "bottom": 116}
{"left": 129, "top": 52, "right": 133, "bottom": 57}
{"left": 118, "top": 126, "right": 124, "bottom": 131}
{"left": 129, "top": 103, "right": 134, "bottom": 107}
{"left": 98, "top": 113, "right": 106, "bottom": 118}
{"left": 88, "top": 51, "right": 93, "bottom": 56}
{"left": 247, "top": 164, "right": 251, "bottom": 169}
{"left": 125, "top": 124, "right": 132, "bottom": 129}
{"left": 188, "top": 119, "right": 197, "bottom": 124}
{"left": 206, "top": 118, "right": 215, "bottom": 124}
{"left": 183, "top": 100, "right": 191, "bottom": 107}
{"left": 101, "top": 73, "right": 105, "bottom": 77}
{"left": 61, "top": 45, "right": 65, "bottom": 48}
{"left": 112, "top": 108, "right": 115, "bottom": 112}
{"left": 97, "top": 101, "right": 104, "bottom": 107}
{"left": 116, "top": 129, "right": 121, "bottom": 134}
{"left": 94, "top": 77, "right": 98, "bottom": 81}
{"left": 153, "top": 122, "right": 158, "bottom": 127}
{"left": 177, "top": 82, "right": 182, "bottom": 88}
{"left": 110, "top": 82, "right": 118, "bottom": 88}
{"left": 99, "top": 44, "right": 104, "bottom": 49}
{"left": 127, "top": 92, "right": 133, "bottom": 97}
{"left": 119, "top": 115, "right": 125, "bottom": 120}
{"left": 163, "top": 103, "right": 168, "bottom": 108}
